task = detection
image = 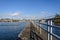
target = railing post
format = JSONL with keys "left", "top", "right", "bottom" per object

{"left": 47, "top": 20, "right": 53, "bottom": 40}
{"left": 39, "top": 21, "right": 42, "bottom": 34}
{"left": 47, "top": 20, "right": 50, "bottom": 40}
{"left": 50, "top": 20, "right": 53, "bottom": 40}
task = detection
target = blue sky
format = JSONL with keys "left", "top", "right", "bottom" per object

{"left": 0, "top": 0, "right": 60, "bottom": 19}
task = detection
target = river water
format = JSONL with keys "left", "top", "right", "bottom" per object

{"left": 0, "top": 22, "right": 29, "bottom": 40}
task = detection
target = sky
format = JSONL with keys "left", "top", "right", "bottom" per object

{"left": 0, "top": 0, "right": 60, "bottom": 19}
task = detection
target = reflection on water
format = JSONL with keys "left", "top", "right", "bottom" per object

{"left": 0, "top": 22, "right": 29, "bottom": 40}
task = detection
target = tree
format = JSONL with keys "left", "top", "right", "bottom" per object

{"left": 54, "top": 14, "right": 60, "bottom": 26}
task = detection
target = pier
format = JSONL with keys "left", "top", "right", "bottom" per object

{"left": 18, "top": 18, "right": 60, "bottom": 40}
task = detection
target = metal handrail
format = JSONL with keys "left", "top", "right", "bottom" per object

{"left": 30, "top": 22, "right": 43, "bottom": 40}
{"left": 35, "top": 22, "right": 60, "bottom": 40}
{"left": 38, "top": 22, "right": 60, "bottom": 29}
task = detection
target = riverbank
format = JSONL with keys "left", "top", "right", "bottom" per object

{"left": 18, "top": 23, "right": 30, "bottom": 40}
{"left": 17, "top": 21, "right": 42, "bottom": 40}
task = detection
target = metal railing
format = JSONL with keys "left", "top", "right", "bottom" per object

{"left": 35, "top": 20, "right": 60, "bottom": 40}
{"left": 30, "top": 22, "right": 43, "bottom": 40}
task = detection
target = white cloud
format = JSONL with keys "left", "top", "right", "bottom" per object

{"left": 41, "top": 11, "right": 47, "bottom": 14}
{"left": 10, "top": 12, "right": 20, "bottom": 16}
{"left": 40, "top": 11, "right": 54, "bottom": 19}
{"left": 24, "top": 15, "right": 38, "bottom": 20}
{"left": 40, "top": 11, "right": 47, "bottom": 16}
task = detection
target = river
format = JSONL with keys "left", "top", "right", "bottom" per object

{"left": 0, "top": 22, "right": 29, "bottom": 40}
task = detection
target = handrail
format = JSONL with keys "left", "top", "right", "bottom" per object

{"left": 30, "top": 29, "right": 43, "bottom": 40}
{"left": 38, "top": 22, "right": 60, "bottom": 29}
{"left": 30, "top": 22, "right": 43, "bottom": 40}
{"left": 34, "top": 22, "right": 60, "bottom": 40}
